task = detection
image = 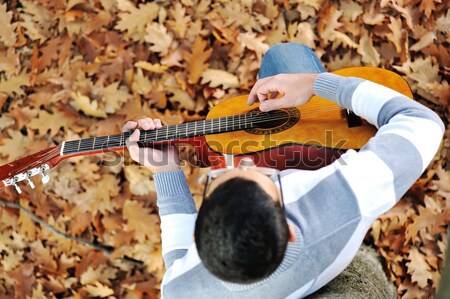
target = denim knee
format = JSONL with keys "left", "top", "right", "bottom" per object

{"left": 264, "top": 43, "right": 312, "bottom": 59}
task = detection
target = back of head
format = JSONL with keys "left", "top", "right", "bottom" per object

{"left": 195, "top": 177, "right": 289, "bottom": 283}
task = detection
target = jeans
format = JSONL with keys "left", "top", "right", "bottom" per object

{"left": 258, "top": 43, "right": 325, "bottom": 79}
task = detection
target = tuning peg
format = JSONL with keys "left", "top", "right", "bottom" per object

{"left": 26, "top": 171, "right": 35, "bottom": 189}
{"left": 13, "top": 183, "right": 22, "bottom": 194}
{"left": 40, "top": 170, "right": 50, "bottom": 184}
{"left": 26, "top": 178, "right": 35, "bottom": 189}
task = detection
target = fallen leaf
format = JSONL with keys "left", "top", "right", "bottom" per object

{"left": 183, "top": 35, "right": 213, "bottom": 84}
{"left": 70, "top": 91, "right": 107, "bottom": 118}
{"left": 80, "top": 281, "right": 114, "bottom": 297}
{"left": 124, "top": 165, "right": 155, "bottom": 196}
{"left": 201, "top": 69, "right": 240, "bottom": 89}
{"left": 123, "top": 200, "right": 160, "bottom": 243}
{"left": 406, "top": 246, "right": 433, "bottom": 288}
{"left": 0, "top": 3, "right": 17, "bottom": 47}
{"left": 0, "top": 70, "right": 30, "bottom": 96}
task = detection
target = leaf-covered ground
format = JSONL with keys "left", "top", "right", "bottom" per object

{"left": 0, "top": 0, "right": 449, "bottom": 298}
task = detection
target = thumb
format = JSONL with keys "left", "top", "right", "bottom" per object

{"left": 259, "top": 97, "right": 289, "bottom": 112}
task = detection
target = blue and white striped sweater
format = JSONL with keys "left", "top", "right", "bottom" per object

{"left": 154, "top": 73, "right": 444, "bottom": 299}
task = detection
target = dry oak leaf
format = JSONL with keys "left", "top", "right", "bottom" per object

{"left": 19, "top": 0, "right": 53, "bottom": 42}
{"left": 0, "top": 3, "right": 16, "bottom": 46}
{"left": 406, "top": 246, "right": 433, "bottom": 288}
{"left": 405, "top": 204, "right": 438, "bottom": 243}
{"left": 29, "top": 108, "right": 76, "bottom": 138}
{"left": 135, "top": 61, "right": 169, "bottom": 74}
{"left": 436, "top": 9, "right": 450, "bottom": 33}
{"left": 144, "top": 22, "right": 174, "bottom": 56}
{"left": 80, "top": 281, "right": 114, "bottom": 298}
{"left": 362, "top": 1, "right": 385, "bottom": 25}
{"left": 0, "top": 115, "right": 15, "bottom": 130}
{"left": 0, "top": 129, "right": 31, "bottom": 162}
{"left": 8, "top": 263, "right": 35, "bottom": 299}
{"left": 0, "top": 70, "right": 30, "bottom": 96}
{"left": 1, "top": 248, "right": 24, "bottom": 272}
{"left": 131, "top": 68, "right": 152, "bottom": 96}
{"left": 410, "top": 32, "right": 436, "bottom": 52}
{"left": 168, "top": 2, "right": 191, "bottom": 39}
{"left": 386, "top": 16, "right": 404, "bottom": 54}
{"left": 237, "top": 32, "right": 269, "bottom": 61}
{"left": 71, "top": 174, "right": 119, "bottom": 216}
{"left": 393, "top": 56, "right": 440, "bottom": 93}
{"left": 201, "top": 69, "right": 240, "bottom": 89}
{"left": 419, "top": 0, "right": 437, "bottom": 19}
{"left": 0, "top": 48, "right": 20, "bottom": 78}
{"left": 340, "top": 0, "right": 363, "bottom": 21}
{"left": 357, "top": 30, "right": 380, "bottom": 66}
{"left": 123, "top": 200, "right": 160, "bottom": 243}
{"left": 184, "top": 35, "right": 213, "bottom": 85}
{"left": 115, "top": 1, "right": 159, "bottom": 41}
{"left": 80, "top": 264, "right": 118, "bottom": 285}
{"left": 124, "top": 165, "right": 155, "bottom": 196}
{"left": 70, "top": 91, "right": 108, "bottom": 118}
{"left": 100, "top": 82, "right": 131, "bottom": 114}
{"left": 30, "top": 240, "right": 58, "bottom": 273}
{"left": 287, "top": 22, "right": 317, "bottom": 49}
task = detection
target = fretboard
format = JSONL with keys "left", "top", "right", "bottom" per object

{"left": 62, "top": 112, "right": 266, "bottom": 155}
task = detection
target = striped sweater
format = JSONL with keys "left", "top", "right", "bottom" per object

{"left": 153, "top": 73, "right": 444, "bottom": 299}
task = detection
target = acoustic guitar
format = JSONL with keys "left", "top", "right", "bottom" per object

{"left": 0, "top": 67, "right": 412, "bottom": 194}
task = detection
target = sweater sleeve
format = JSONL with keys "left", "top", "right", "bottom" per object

{"left": 154, "top": 169, "right": 197, "bottom": 268}
{"left": 314, "top": 72, "right": 444, "bottom": 217}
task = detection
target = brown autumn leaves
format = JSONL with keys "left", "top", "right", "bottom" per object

{"left": 0, "top": 0, "right": 449, "bottom": 298}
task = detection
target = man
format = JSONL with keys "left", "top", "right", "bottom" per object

{"left": 123, "top": 43, "right": 444, "bottom": 298}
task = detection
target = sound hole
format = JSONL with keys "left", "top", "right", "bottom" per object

{"left": 245, "top": 107, "right": 300, "bottom": 135}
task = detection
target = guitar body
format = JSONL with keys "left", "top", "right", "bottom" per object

{"left": 200, "top": 67, "right": 413, "bottom": 169}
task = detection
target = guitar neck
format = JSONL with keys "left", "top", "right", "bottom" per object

{"left": 61, "top": 112, "right": 259, "bottom": 156}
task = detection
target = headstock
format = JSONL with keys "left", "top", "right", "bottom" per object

{"left": 0, "top": 145, "right": 62, "bottom": 194}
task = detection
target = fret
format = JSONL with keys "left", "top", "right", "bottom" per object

{"left": 108, "top": 134, "right": 121, "bottom": 148}
{"left": 144, "top": 130, "right": 147, "bottom": 143}
{"left": 77, "top": 140, "right": 81, "bottom": 151}
{"left": 225, "top": 117, "right": 228, "bottom": 131}
{"left": 238, "top": 114, "right": 241, "bottom": 129}
{"left": 155, "top": 128, "right": 158, "bottom": 141}
{"left": 96, "top": 136, "right": 108, "bottom": 149}
{"left": 194, "top": 122, "right": 197, "bottom": 136}
{"left": 107, "top": 135, "right": 110, "bottom": 148}
{"left": 203, "top": 120, "right": 206, "bottom": 135}
{"left": 92, "top": 137, "right": 96, "bottom": 149}
{"left": 175, "top": 124, "right": 179, "bottom": 139}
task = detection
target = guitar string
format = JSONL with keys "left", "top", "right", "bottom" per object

{"left": 63, "top": 113, "right": 293, "bottom": 152}
{"left": 63, "top": 112, "right": 342, "bottom": 153}
{"left": 62, "top": 111, "right": 287, "bottom": 149}
{"left": 63, "top": 106, "right": 345, "bottom": 150}
{"left": 63, "top": 110, "right": 346, "bottom": 153}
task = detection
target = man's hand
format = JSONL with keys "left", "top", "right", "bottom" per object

{"left": 247, "top": 73, "right": 319, "bottom": 111}
{"left": 123, "top": 118, "right": 180, "bottom": 174}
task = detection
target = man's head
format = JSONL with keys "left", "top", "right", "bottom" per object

{"left": 194, "top": 168, "right": 295, "bottom": 284}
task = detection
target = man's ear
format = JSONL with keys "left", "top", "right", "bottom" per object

{"left": 288, "top": 222, "right": 297, "bottom": 243}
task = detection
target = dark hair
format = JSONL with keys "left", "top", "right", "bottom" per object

{"left": 195, "top": 177, "right": 289, "bottom": 283}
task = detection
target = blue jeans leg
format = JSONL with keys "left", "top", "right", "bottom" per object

{"left": 258, "top": 43, "right": 325, "bottom": 79}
